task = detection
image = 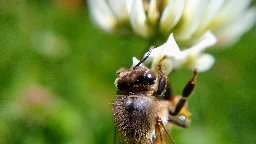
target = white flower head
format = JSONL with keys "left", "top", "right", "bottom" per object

{"left": 142, "top": 31, "right": 217, "bottom": 74}
{"left": 88, "top": 0, "right": 256, "bottom": 47}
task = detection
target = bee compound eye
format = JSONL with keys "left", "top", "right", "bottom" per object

{"left": 144, "top": 71, "right": 156, "bottom": 83}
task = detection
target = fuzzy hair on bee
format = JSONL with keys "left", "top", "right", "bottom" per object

{"left": 112, "top": 48, "right": 198, "bottom": 144}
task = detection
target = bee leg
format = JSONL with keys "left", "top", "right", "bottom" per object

{"left": 156, "top": 76, "right": 167, "bottom": 96}
{"left": 168, "top": 117, "right": 188, "bottom": 128}
{"left": 182, "top": 69, "right": 198, "bottom": 98}
{"left": 162, "top": 83, "right": 173, "bottom": 100}
{"left": 156, "top": 56, "right": 168, "bottom": 96}
{"left": 169, "top": 70, "right": 198, "bottom": 116}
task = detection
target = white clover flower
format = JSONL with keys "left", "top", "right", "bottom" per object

{"left": 88, "top": 0, "right": 256, "bottom": 47}
{"left": 133, "top": 31, "right": 217, "bottom": 74}
{"left": 88, "top": 0, "right": 186, "bottom": 38}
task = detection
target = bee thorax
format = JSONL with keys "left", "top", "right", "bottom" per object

{"left": 113, "top": 95, "right": 157, "bottom": 143}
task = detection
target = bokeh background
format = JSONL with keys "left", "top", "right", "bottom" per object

{"left": 1, "top": 0, "right": 256, "bottom": 144}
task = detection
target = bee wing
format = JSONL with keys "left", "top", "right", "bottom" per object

{"left": 154, "top": 121, "right": 176, "bottom": 144}
{"left": 154, "top": 132, "right": 167, "bottom": 144}
{"left": 154, "top": 123, "right": 167, "bottom": 144}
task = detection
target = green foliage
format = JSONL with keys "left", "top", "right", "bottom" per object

{"left": 0, "top": 1, "right": 255, "bottom": 144}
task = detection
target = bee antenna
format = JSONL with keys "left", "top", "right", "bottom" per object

{"left": 133, "top": 46, "right": 154, "bottom": 69}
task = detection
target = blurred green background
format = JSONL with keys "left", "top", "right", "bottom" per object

{"left": 0, "top": 1, "right": 256, "bottom": 144}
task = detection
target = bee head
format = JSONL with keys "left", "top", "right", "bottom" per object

{"left": 115, "top": 47, "right": 157, "bottom": 94}
{"left": 115, "top": 67, "right": 157, "bottom": 94}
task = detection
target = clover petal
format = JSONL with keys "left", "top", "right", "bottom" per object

{"left": 88, "top": 0, "right": 117, "bottom": 32}
{"left": 130, "top": 0, "right": 151, "bottom": 38}
{"left": 191, "top": 53, "right": 215, "bottom": 72}
{"left": 160, "top": 0, "right": 185, "bottom": 34}
{"left": 142, "top": 32, "right": 217, "bottom": 74}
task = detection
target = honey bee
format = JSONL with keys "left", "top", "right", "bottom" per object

{"left": 112, "top": 48, "right": 197, "bottom": 144}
